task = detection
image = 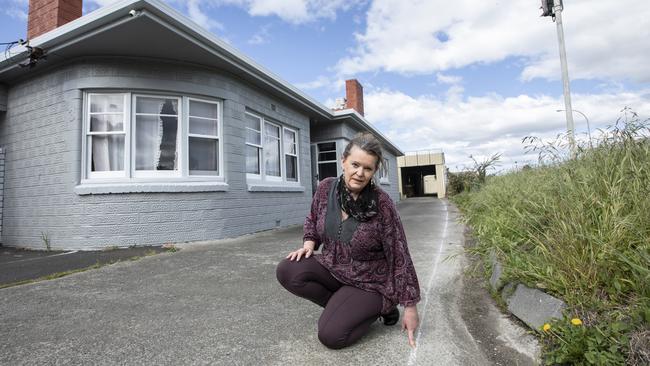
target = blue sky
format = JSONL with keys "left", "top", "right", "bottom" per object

{"left": 2, "top": 0, "right": 649, "bottom": 171}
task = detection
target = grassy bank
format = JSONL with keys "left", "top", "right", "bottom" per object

{"left": 452, "top": 116, "right": 650, "bottom": 365}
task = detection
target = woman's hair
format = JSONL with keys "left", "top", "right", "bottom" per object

{"left": 342, "top": 132, "right": 384, "bottom": 170}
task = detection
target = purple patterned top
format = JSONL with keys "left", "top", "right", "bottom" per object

{"left": 304, "top": 177, "right": 421, "bottom": 314}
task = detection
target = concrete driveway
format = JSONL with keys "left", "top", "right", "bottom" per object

{"left": 0, "top": 198, "right": 539, "bottom": 365}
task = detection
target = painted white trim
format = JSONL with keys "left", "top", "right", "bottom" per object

{"left": 75, "top": 181, "right": 229, "bottom": 195}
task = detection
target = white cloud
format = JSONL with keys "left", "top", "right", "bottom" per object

{"left": 210, "top": 0, "right": 359, "bottom": 24}
{"left": 294, "top": 75, "right": 344, "bottom": 93}
{"left": 86, "top": 0, "right": 122, "bottom": 8}
{"left": 187, "top": 0, "right": 224, "bottom": 31}
{"left": 247, "top": 23, "right": 271, "bottom": 44}
{"left": 364, "top": 87, "right": 650, "bottom": 170}
{"left": 436, "top": 73, "right": 461, "bottom": 85}
{"left": 4, "top": 0, "right": 28, "bottom": 21}
{"left": 337, "top": 0, "right": 650, "bottom": 83}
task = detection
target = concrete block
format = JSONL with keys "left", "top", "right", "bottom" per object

{"left": 489, "top": 249, "right": 504, "bottom": 291}
{"left": 507, "top": 284, "right": 566, "bottom": 331}
{"left": 500, "top": 282, "right": 516, "bottom": 303}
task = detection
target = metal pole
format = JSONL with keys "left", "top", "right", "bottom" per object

{"left": 557, "top": 109, "right": 593, "bottom": 148}
{"left": 554, "top": 0, "right": 576, "bottom": 156}
{"left": 572, "top": 109, "right": 592, "bottom": 149}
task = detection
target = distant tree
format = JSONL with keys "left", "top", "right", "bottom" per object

{"left": 470, "top": 153, "right": 501, "bottom": 184}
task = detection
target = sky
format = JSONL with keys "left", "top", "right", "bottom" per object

{"left": 1, "top": 0, "right": 649, "bottom": 172}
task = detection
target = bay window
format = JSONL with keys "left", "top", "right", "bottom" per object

{"left": 83, "top": 92, "right": 222, "bottom": 183}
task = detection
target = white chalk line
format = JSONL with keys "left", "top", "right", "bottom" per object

{"left": 407, "top": 202, "right": 449, "bottom": 366}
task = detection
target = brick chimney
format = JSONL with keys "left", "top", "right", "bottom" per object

{"left": 28, "top": 0, "right": 83, "bottom": 39}
{"left": 344, "top": 79, "right": 364, "bottom": 116}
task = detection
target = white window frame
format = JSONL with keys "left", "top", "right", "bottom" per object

{"left": 187, "top": 97, "right": 222, "bottom": 177}
{"left": 245, "top": 112, "right": 263, "bottom": 179}
{"left": 283, "top": 127, "right": 299, "bottom": 182}
{"left": 132, "top": 94, "right": 182, "bottom": 179}
{"left": 316, "top": 141, "right": 338, "bottom": 182}
{"left": 85, "top": 93, "right": 130, "bottom": 180}
{"left": 263, "top": 120, "right": 283, "bottom": 182}
{"left": 81, "top": 92, "right": 224, "bottom": 185}
{"left": 245, "top": 111, "right": 300, "bottom": 184}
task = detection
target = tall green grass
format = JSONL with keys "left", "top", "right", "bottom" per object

{"left": 454, "top": 113, "right": 650, "bottom": 365}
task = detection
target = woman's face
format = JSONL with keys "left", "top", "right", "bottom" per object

{"left": 341, "top": 145, "right": 378, "bottom": 195}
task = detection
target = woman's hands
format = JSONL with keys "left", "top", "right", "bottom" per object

{"left": 286, "top": 241, "right": 316, "bottom": 261}
{"left": 402, "top": 305, "right": 419, "bottom": 348}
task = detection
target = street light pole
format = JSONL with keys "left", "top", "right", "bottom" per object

{"left": 554, "top": 1, "right": 576, "bottom": 156}
{"left": 541, "top": 0, "right": 576, "bottom": 157}
{"left": 557, "top": 109, "right": 592, "bottom": 148}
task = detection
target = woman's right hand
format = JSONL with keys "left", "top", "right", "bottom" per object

{"left": 286, "top": 241, "right": 315, "bottom": 261}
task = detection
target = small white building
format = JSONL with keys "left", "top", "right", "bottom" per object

{"left": 398, "top": 150, "right": 447, "bottom": 199}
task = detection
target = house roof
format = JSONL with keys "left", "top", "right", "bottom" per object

{"left": 0, "top": 0, "right": 403, "bottom": 156}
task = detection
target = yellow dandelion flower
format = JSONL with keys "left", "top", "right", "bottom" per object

{"left": 543, "top": 323, "right": 551, "bottom": 332}
{"left": 571, "top": 318, "right": 582, "bottom": 326}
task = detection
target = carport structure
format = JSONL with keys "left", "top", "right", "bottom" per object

{"left": 398, "top": 150, "right": 447, "bottom": 198}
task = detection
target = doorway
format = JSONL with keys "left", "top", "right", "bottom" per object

{"left": 400, "top": 165, "right": 436, "bottom": 197}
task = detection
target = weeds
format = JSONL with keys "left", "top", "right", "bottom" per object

{"left": 41, "top": 232, "right": 51, "bottom": 251}
{"left": 453, "top": 109, "right": 650, "bottom": 364}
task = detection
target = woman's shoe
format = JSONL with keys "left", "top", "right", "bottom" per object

{"left": 381, "top": 307, "right": 399, "bottom": 326}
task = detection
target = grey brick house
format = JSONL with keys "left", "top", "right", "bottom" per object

{"left": 0, "top": 0, "right": 403, "bottom": 250}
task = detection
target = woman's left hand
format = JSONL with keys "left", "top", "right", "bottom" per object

{"left": 402, "top": 305, "right": 419, "bottom": 348}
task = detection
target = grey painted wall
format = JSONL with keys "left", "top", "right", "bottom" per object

{"left": 0, "top": 58, "right": 313, "bottom": 250}
{"left": 0, "top": 146, "right": 4, "bottom": 242}
{"left": 0, "top": 85, "right": 7, "bottom": 111}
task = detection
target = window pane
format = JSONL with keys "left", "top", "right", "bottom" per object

{"left": 264, "top": 134, "right": 280, "bottom": 177}
{"left": 246, "top": 145, "right": 260, "bottom": 174}
{"left": 265, "top": 123, "right": 280, "bottom": 138}
{"left": 318, "top": 162, "right": 337, "bottom": 180}
{"left": 189, "top": 137, "right": 219, "bottom": 174}
{"left": 286, "top": 155, "right": 297, "bottom": 181}
{"left": 284, "top": 130, "right": 296, "bottom": 154}
{"left": 246, "top": 129, "right": 261, "bottom": 145}
{"left": 318, "top": 142, "right": 336, "bottom": 151}
{"left": 245, "top": 114, "right": 260, "bottom": 131}
{"left": 91, "top": 135, "right": 124, "bottom": 171}
{"left": 90, "top": 94, "right": 123, "bottom": 113}
{"left": 189, "top": 117, "right": 218, "bottom": 136}
{"left": 319, "top": 152, "right": 337, "bottom": 161}
{"left": 90, "top": 114, "right": 124, "bottom": 132}
{"left": 136, "top": 97, "right": 178, "bottom": 115}
{"left": 189, "top": 100, "right": 218, "bottom": 119}
{"left": 136, "top": 115, "right": 178, "bottom": 171}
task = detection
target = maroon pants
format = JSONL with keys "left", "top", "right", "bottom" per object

{"left": 276, "top": 257, "right": 383, "bottom": 349}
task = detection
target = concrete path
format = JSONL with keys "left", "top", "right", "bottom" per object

{"left": 0, "top": 198, "right": 539, "bottom": 365}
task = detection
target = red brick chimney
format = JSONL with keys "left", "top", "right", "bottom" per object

{"left": 28, "top": 0, "right": 83, "bottom": 39}
{"left": 345, "top": 79, "right": 364, "bottom": 116}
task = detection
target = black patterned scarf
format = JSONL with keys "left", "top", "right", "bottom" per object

{"left": 337, "top": 175, "right": 378, "bottom": 222}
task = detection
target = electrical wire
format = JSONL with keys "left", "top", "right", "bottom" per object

{"left": 3, "top": 39, "right": 27, "bottom": 60}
